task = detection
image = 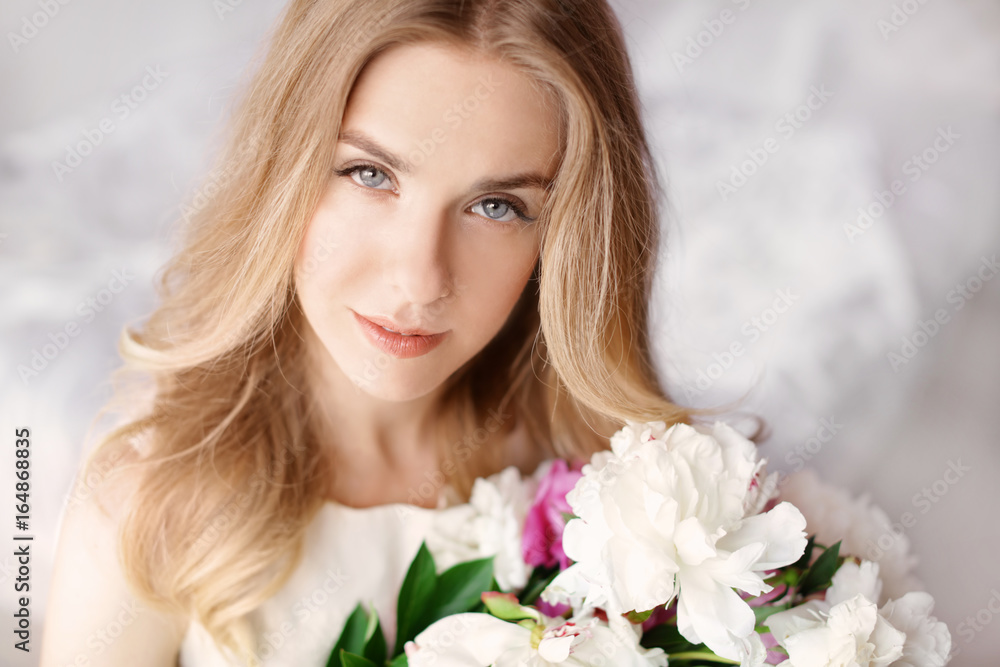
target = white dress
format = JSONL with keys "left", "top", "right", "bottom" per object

{"left": 178, "top": 497, "right": 456, "bottom": 667}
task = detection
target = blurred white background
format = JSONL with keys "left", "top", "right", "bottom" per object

{"left": 1, "top": 0, "right": 998, "bottom": 665}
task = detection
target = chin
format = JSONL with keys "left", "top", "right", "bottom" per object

{"left": 347, "top": 364, "right": 448, "bottom": 403}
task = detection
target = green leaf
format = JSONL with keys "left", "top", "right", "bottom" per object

{"left": 518, "top": 564, "right": 559, "bottom": 606}
{"left": 625, "top": 608, "right": 655, "bottom": 624}
{"left": 393, "top": 542, "right": 439, "bottom": 655}
{"left": 664, "top": 650, "right": 741, "bottom": 665}
{"left": 327, "top": 603, "right": 369, "bottom": 667}
{"left": 517, "top": 618, "right": 539, "bottom": 630}
{"left": 387, "top": 653, "right": 409, "bottom": 667}
{"left": 481, "top": 592, "right": 540, "bottom": 622}
{"left": 338, "top": 650, "right": 378, "bottom": 667}
{"left": 752, "top": 603, "right": 790, "bottom": 626}
{"left": 759, "top": 570, "right": 797, "bottom": 607}
{"left": 362, "top": 615, "right": 386, "bottom": 665}
{"left": 639, "top": 623, "right": 700, "bottom": 653}
{"left": 426, "top": 556, "right": 495, "bottom": 622}
{"left": 797, "top": 540, "right": 842, "bottom": 599}
{"left": 792, "top": 534, "right": 816, "bottom": 571}
{"left": 467, "top": 576, "right": 503, "bottom": 614}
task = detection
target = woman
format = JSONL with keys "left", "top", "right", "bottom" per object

{"left": 41, "top": 0, "right": 692, "bottom": 664}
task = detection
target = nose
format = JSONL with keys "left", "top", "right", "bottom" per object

{"left": 382, "top": 201, "right": 454, "bottom": 307}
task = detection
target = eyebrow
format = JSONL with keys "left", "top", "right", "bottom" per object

{"left": 337, "top": 128, "right": 553, "bottom": 192}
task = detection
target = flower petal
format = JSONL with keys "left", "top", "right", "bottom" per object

{"left": 408, "top": 613, "right": 528, "bottom": 667}
{"left": 719, "top": 502, "right": 808, "bottom": 571}
{"left": 676, "top": 568, "right": 758, "bottom": 659}
{"left": 537, "top": 634, "right": 575, "bottom": 663}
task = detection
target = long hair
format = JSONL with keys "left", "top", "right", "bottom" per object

{"left": 80, "top": 0, "right": 695, "bottom": 659}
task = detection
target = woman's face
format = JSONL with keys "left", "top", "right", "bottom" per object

{"left": 294, "top": 41, "right": 561, "bottom": 402}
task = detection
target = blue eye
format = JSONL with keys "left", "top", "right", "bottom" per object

{"left": 334, "top": 162, "right": 536, "bottom": 225}
{"left": 340, "top": 163, "right": 393, "bottom": 190}
{"left": 333, "top": 164, "right": 392, "bottom": 190}
{"left": 471, "top": 197, "right": 531, "bottom": 224}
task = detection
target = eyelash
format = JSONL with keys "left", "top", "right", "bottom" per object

{"left": 333, "top": 162, "right": 536, "bottom": 225}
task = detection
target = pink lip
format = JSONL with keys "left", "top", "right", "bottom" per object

{"left": 352, "top": 311, "right": 448, "bottom": 359}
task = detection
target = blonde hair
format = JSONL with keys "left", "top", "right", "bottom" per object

{"left": 81, "top": 0, "right": 696, "bottom": 660}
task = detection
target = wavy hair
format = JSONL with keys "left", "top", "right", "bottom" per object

{"left": 81, "top": 0, "right": 696, "bottom": 659}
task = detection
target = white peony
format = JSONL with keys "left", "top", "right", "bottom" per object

{"left": 769, "top": 593, "right": 905, "bottom": 667}
{"left": 766, "top": 560, "right": 951, "bottom": 667}
{"left": 776, "top": 469, "right": 922, "bottom": 603}
{"left": 404, "top": 609, "right": 667, "bottom": 667}
{"left": 425, "top": 466, "right": 535, "bottom": 590}
{"left": 766, "top": 560, "right": 902, "bottom": 666}
{"left": 879, "top": 592, "right": 952, "bottom": 666}
{"left": 825, "top": 559, "right": 883, "bottom": 606}
{"left": 543, "top": 421, "right": 807, "bottom": 664}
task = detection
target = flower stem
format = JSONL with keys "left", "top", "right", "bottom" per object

{"left": 667, "top": 652, "right": 740, "bottom": 664}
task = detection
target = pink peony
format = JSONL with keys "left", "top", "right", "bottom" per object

{"left": 522, "top": 459, "right": 583, "bottom": 571}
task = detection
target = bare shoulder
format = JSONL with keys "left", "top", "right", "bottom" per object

{"left": 40, "top": 441, "right": 189, "bottom": 667}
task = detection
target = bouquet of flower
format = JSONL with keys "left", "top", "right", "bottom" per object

{"left": 326, "top": 421, "right": 953, "bottom": 666}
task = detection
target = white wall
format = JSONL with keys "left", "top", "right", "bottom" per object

{"left": 2, "top": 0, "right": 997, "bottom": 664}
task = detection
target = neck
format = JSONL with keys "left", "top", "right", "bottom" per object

{"left": 301, "top": 323, "right": 447, "bottom": 469}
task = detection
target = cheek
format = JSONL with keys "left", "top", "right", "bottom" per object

{"left": 455, "top": 236, "right": 538, "bottom": 339}
{"left": 295, "top": 201, "right": 366, "bottom": 299}
{"left": 295, "top": 218, "right": 335, "bottom": 300}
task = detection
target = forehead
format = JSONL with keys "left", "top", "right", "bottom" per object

{"left": 340, "top": 41, "right": 562, "bottom": 178}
